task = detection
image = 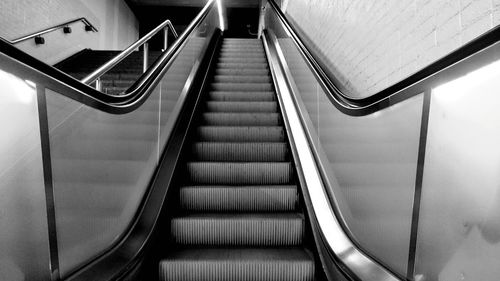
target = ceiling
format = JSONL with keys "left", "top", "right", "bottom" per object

{"left": 126, "top": 0, "right": 261, "bottom": 39}
{"left": 127, "top": 0, "right": 260, "bottom": 8}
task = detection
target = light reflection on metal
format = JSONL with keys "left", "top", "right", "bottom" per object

{"left": 143, "top": 42, "right": 149, "bottom": 73}
{"left": 25, "top": 79, "right": 36, "bottom": 89}
{"left": 0, "top": 69, "right": 35, "bottom": 104}
{"left": 434, "top": 58, "right": 500, "bottom": 102}
{"left": 217, "top": 0, "right": 225, "bottom": 31}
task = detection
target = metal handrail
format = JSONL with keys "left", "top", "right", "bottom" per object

{"left": 266, "top": 0, "right": 500, "bottom": 116}
{"left": 9, "top": 17, "right": 98, "bottom": 44}
{"left": 82, "top": 19, "right": 179, "bottom": 87}
{"left": 0, "top": 0, "right": 215, "bottom": 114}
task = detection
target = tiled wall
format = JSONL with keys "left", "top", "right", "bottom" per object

{"left": 283, "top": 0, "right": 500, "bottom": 97}
{"left": 0, "top": 0, "right": 139, "bottom": 64}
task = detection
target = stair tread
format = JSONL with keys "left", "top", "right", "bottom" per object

{"left": 205, "top": 101, "right": 278, "bottom": 113}
{"left": 191, "top": 141, "right": 287, "bottom": 161}
{"left": 179, "top": 185, "right": 298, "bottom": 212}
{"left": 196, "top": 126, "right": 285, "bottom": 142}
{"left": 162, "top": 248, "right": 313, "bottom": 261}
{"left": 173, "top": 213, "right": 303, "bottom": 219}
{"left": 171, "top": 213, "right": 305, "bottom": 246}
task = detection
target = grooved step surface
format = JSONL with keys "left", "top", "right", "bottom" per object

{"left": 216, "top": 68, "right": 269, "bottom": 76}
{"left": 202, "top": 113, "right": 280, "bottom": 126}
{"left": 208, "top": 91, "right": 276, "bottom": 101}
{"left": 171, "top": 213, "right": 304, "bottom": 246}
{"left": 160, "top": 248, "right": 314, "bottom": 281}
{"left": 192, "top": 142, "right": 287, "bottom": 161}
{"left": 216, "top": 62, "right": 268, "bottom": 69}
{"left": 206, "top": 101, "right": 277, "bottom": 113}
{"left": 187, "top": 162, "right": 293, "bottom": 184}
{"left": 214, "top": 75, "right": 271, "bottom": 83}
{"left": 197, "top": 126, "right": 285, "bottom": 142}
{"left": 159, "top": 38, "right": 317, "bottom": 281}
{"left": 219, "top": 52, "right": 265, "bottom": 59}
{"left": 211, "top": 82, "right": 273, "bottom": 92}
{"left": 218, "top": 57, "right": 267, "bottom": 63}
{"left": 179, "top": 185, "right": 298, "bottom": 212}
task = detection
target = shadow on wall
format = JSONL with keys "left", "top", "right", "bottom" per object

{"left": 283, "top": 16, "right": 353, "bottom": 97}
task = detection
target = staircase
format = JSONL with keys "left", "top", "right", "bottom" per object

{"left": 56, "top": 50, "right": 162, "bottom": 95}
{"left": 159, "top": 38, "right": 318, "bottom": 281}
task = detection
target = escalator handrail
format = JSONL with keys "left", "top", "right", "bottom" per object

{"left": 263, "top": 30, "right": 402, "bottom": 281}
{"left": 81, "top": 19, "right": 178, "bottom": 85}
{"left": 266, "top": 0, "right": 500, "bottom": 116}
{"left": 0, "top": 0, "right": 214, "bottom": 114}
{"left": 7, "top": 17, "right": 98, "bottom": 44}
{"left": 264, "top": 29, "right": 402, "bottom": 281}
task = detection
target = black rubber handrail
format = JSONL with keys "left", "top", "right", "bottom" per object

{"left": 0, "top": 0, "right": 215, "bottom": 114}
{"left": 267, "top": 0, "right": 500, "bottom": 116}
{"left": 8, "top": 17, "right": 98, "bottom": 44}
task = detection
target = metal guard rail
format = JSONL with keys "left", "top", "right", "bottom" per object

{"left": 82, "top": 19, "right": 179, "bottom": 87}
{"left": 0, "top": 0, "right": 214, "bottom": 115}
{"left": 8, "top": 17, "right": 98, "bottom": 45}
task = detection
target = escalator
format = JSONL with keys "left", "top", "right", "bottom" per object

{"left": 1, "top": 0, "right": 500, "bottom": 280}
{"left": 158, "top": 38, "right": 318, "bottom": 281}
{"left": 47, "top": 33, "right": 323, "bottom": 280}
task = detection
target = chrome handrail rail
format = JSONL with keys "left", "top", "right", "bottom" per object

{"left": 8, "top": 17, "right": 98, "bottom": 44}
{"left": 81, "top": 19, "right": 179, "bottom": 86}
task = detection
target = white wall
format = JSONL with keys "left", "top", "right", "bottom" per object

{"left": 283, "top": 0, "right": 500, "bottom": 97}
{"left": 0, "top": 0, "right": 139, "bottom": 64}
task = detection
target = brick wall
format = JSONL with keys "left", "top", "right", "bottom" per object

{"left": 0, "top": 0, "right": 139, "bottom": 64}
{"left": 283, "top": 0, "right": 500, "bottom": 98}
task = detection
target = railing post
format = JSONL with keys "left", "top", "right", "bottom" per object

{"left": 95, "top": 78, "right": 102, "bottom": 91}
{"left": 143, "top": 42, "right": 149, "bottom": 73}
{"left": 163, "top": 27, "right": 169, "bottom": 51}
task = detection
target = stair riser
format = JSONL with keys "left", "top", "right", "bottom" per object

{"left": 208, "top": 92, "right": 275, "bottom": 102}
{"left": 217, "top": 63, "right": 268, "bottom": 70}
{"left": 187, "top": 162, "right": 293, "bottom": 185}
{"left": 219, "top": 53, "right": 266, "bottom": 59}
{"left": 196, "top": 127, "right": 286, "bottom": 142}
{"left": 206, "top": 102, "right": 278, "bottom": 113}
{"left": 213, "top": 75, "right": 271, "bottom": 83}
{"left": 160, "top": 261, "right": 315, "bottom": 281}
{"left": 220, "top": 47, "right": 264, "bottom": 52}
{"left": 171, "top": 217, "right": 304, "bottom": 246}
{"left": 192, "top": 142, "right": 287, "bottom": 161}
{"left": 201, "top": 113, "right": 281, "bottom": 126}
{"left": 218, "top": 57, "right": 267, "bottom": 64}
{"left": 219, "top": 49, "right": 264, "bottom": 55}
{"left": 179, "top": 186, "right": 298, "bottom": 212}
{"left": 215, "top": 67, "right": 269, "bottom": 76}
{"left": 211, "top": 83, "right": 273, "bottom": 92}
